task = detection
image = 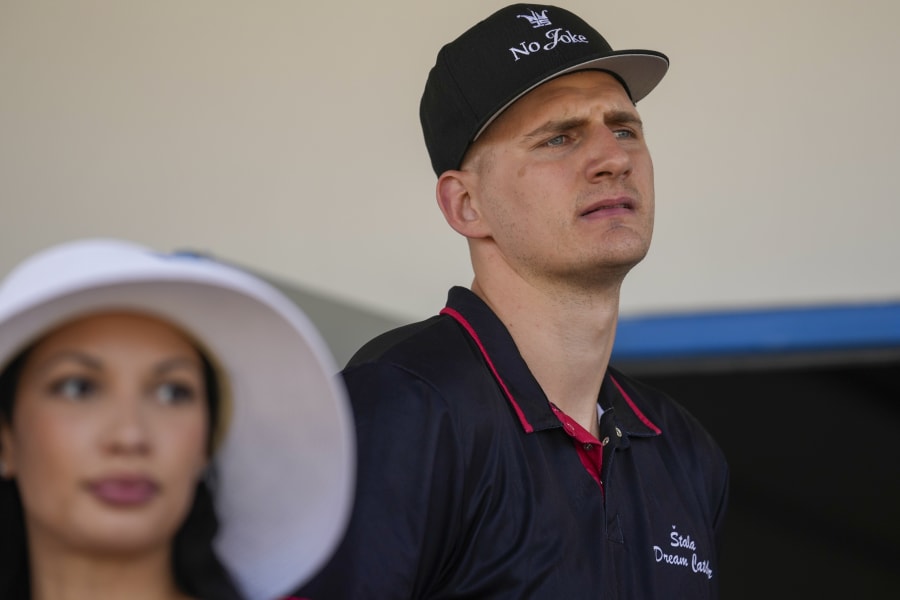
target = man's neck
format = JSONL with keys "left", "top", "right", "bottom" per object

{"left": 471, "top": 273, "right": 621, "bottom": 437}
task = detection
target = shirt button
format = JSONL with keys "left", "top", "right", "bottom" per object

{"left": 583, "top": 443, "right": 593, "bottom": 451}
{"left": 615, "top": 427, "right": 623, "bottom": 438}
{"left": 601, "top": 436, "right": 610, "bottom": 446}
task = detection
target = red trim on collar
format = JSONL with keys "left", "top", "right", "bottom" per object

{"left": 441, "top": 307, "right": 534, "bottom": 432}
{"left": 609, "top": 375, "right": 662, "bottom": 434}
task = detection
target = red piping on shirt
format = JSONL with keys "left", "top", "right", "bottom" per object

{"left": 609, "top": 375, "right": 662, "bottom": 434}
{"left": 440, "top": 307, "right": 534, "bottom": 433}
{"left": 441, "top": 307, "right": 662, "bottom": 438}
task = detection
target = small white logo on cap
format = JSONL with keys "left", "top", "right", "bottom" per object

{"left": 517, "top": 9, "right": 551, "bottom": 28}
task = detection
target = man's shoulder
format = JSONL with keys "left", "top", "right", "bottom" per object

{"left": 338, "top": 312, "right": 513, "bottom": 437}
{"left": 342, "top": 313, "right": 480, "bottom": 383}
{"left": 345, "top": 315, "right": 446, "bottom": 366}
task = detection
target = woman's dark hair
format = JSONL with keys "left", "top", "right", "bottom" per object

{"left": 172, "top": 353, "right": 244, "bottom": 600}
{"left": 0, "top": 342, "right": 244, "bottom": 600}
{"left": 0, "top": 351, "right": 30, "bottom": 600}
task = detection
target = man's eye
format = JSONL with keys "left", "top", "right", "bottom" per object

{"left": 545, "top": 134, "right": 568, "bottom": 147}
{"left": 51, "top": 376, "right": 96, "bottom": 400}
{"left": 614, "top": 129, "right": 635, "bottom": 139}
{"left": 154, "top": 382, "right": 198, "bottom": 405}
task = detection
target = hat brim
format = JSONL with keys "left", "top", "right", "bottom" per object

{"left": 0, "top": 239, "right": 355, "bottom": 600}
{"left": 474, "top": 50, "right": 669, "bottom": 141}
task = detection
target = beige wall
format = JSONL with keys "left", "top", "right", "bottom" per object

{"left": 2, "top": 0, "right": 899, "bottom": 322}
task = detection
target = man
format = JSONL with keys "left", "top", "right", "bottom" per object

{"left": 299, "top": 4, "right": 729, "bottom": 599}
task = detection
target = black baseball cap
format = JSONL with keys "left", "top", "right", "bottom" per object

{"left": 419, "top": 3, "right": 669, "bottom": 176}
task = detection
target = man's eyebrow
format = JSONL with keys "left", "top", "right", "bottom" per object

{"left": 522, "top": 111, "right": 644, "bottom": 141}
{"left": 606, "top": 109, "right": 644, "bottom": 129}
{"left": 522, "top": 117, "right": 589, "bottom": 141}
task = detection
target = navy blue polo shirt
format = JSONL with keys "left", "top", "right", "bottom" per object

{"left": 298, "top": 287, "right": 729, "bottom": 599}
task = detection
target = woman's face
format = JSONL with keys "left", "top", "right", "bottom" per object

{"left": 0, "top": 312, "right": 209, "bottom": 557}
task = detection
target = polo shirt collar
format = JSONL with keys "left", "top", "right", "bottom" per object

{"left": 442, "top": 286, "right": 661, "bottom": 438}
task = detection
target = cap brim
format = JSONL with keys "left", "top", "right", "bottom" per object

{"left": 0, "top": 239, "right": 355, "bottom": 599}
{"left": 474, "top": 50, "right": 669, "bottom": 140}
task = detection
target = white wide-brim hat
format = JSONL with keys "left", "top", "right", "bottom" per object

{"left": 0, "top": 238, "right": 355, "bottom": 600}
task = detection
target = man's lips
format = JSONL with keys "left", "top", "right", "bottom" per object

{"left": 87, "top": 477, "right": 159, "bottom": 506}
{"left": 579, "top": 197, "right": 635, "bottom": 217}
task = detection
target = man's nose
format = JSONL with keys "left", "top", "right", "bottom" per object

{"left": 585, "top": 127, "right": 632, "bottom": 181}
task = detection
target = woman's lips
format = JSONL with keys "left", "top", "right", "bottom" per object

{"left": 87, "top": 477, "right": 159, "bottom": 506}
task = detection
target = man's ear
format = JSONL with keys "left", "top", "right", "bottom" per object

{"left": 435, "top": 170, "right": 491, "bottom": 239}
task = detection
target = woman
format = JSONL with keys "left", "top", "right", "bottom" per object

{"left": 0, "top": 238, "right": 355, "bottom": 600}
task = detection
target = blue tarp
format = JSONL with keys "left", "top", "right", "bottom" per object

{"left": 612, "top": 301, "right": 900, "bottom": 361}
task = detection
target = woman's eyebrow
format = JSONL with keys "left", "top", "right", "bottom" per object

{"left": 154, "top": 356, "right": 202, "bottom": 376}
{"left": 33, "top": 351, "right": 101, "bottom": 376}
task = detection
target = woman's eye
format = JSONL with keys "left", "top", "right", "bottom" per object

{"left": 51, "top": 376, "right": 96, "bottom": 400}
{"left": 154, "top": 381, "right": 198, "bottom": 405}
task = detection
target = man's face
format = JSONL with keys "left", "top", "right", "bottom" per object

{"left": 463, "top": 70, "right": 656, "bottom": 290}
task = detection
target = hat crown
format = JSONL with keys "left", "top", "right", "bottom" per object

{"left": 419, "top": 3, "right": 668, "bottom": 176}
{"left": 0, "top": 240, "right": 151, "bottom": 314}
